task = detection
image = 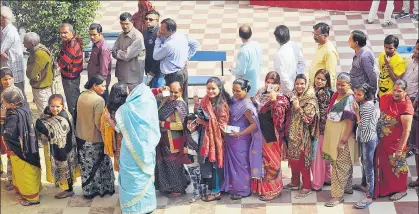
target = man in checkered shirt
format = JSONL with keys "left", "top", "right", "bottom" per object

{"left": 0, "top": 6, "right": 25, "bottom": 95}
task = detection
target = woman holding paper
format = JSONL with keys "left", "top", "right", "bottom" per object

{"left": 152, "top": 81, "right": 190, "bottom": 198}
{"left": 252, "top": 72, "right": 291, "bottom": 201}
{"left": 221, "top": 78, "right": 263, "bottom": 200}
{"left": 194, "top": 77, "right": 231, "bottom": 202}
{"left": 286, "top": 74, "right": 320, "bottom": 199}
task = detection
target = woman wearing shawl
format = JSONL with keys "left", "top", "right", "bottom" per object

{"left": 286, "top": 74, "right": 319, "bottom": 199}
{"left": 374, "top": 79, "right": 413, "bottom": 201}
{"left": 0, "top": 67, "right": 15, "bottom": 191}
{"left": 132, "top": 0, "right": 155, "bottom": 33}
{"left": 194, "top": 77, "right": 230, "bottom": 202}
{"left": 75, "top": 75, "right": 115, "bottom": 199}
{"left": 100, "top": 83, "right": 129, "bottom": 171}
{"left": 311, "top": 69, "right": 333, "bottom": 191}
{"left": 35, "top": 94, "right": 79, "bottom": 199}
{"left": 152, "top": 81, "right": 190, "bottom": 197}
{"left": 1, "top": 87, "right": 41, "bottom": 206}
{"left": 221, "top": 78, "right": 263, "bottom": 200}
{"left": 252, "top": 71, "right": 291, "bottom": 201}
{"left": 322, "top": 72, "right": 358, "bottom": 207}
{"left": 107, "top": 83, "right": 160, "bottom": 213}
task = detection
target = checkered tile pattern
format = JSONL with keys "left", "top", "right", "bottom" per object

{"left": 3, "top": 1, "right": 418, "bottom": 213}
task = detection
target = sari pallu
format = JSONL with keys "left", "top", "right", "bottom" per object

{"left": 155, "top": 98, "right": 190, "bottom": 193}
{"left": 100, "top": 107, "right": 123, "bottom": 171}
{"left": 221, "top": 98, "right": 263, "bottom": 196}
{"left": 251, "top": 88, "right": 291, "bottom": 197}
{"left": 115, "top": 83, "right": 161, "bottom": 214}
{"left": 3, "top": 102, "right": 42, "bottom": 202}
{"left": 374, "top": 94, "right": 414, "bottom": 198}
{"left": 36, "top": 109, "right": 80, "bottom": 190}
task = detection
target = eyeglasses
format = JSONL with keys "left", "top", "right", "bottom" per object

{"left": 312, "top": 32, "right": 326, "bottom": 38}
{"left": 145, "top": 18, "right": 157, "bottom": 22}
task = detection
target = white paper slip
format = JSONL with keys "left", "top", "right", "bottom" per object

{"left": 225, "top": 125, "right": 240, "bottom": 133}
{"left": 162, "top": 90, "right": 170, "bottom": 97}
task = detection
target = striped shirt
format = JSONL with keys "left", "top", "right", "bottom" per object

{"left": 58, "top": 36, "right": 83, "bottom": 79}
{"left": 356, "top": 100, "right": 378, "bottom": 143}
{"left": 1, "top": 23, "right": 25, "bottom": 83}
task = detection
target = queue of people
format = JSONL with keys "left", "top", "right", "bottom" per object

{"left": 0, "top": 2, "right": 418, "bottom": 213}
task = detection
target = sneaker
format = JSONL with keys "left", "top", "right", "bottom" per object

{"left": 412, "top": 14, "right": 419, "bottom": 21}
{"left": 395, "top": 11, "right": 410, "bottom": 19}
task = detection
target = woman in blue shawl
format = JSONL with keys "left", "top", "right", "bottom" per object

{"left": 106, "top": 83, "right": 161, "bottom": 213}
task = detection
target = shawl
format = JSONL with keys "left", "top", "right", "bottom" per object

{"left": 133, "top": 0, "right": 155, "bottom": 33}
{"left": 27, "top": 44, "right": 52, "bottom": 65}
{"left": 158, "top": 99, "right": 188, "bottom": 122}
{"left": 289, "top": 87, "right": 320, "bottom": 168}
{"left": 4, "top": 102, "right": 40, "bottom": 167}
{"left": 327, "top": 91, "right": 356, "bottom": 122}
{"left": 100, "top": 107, "right": 115, "bottom": 156}
{"left": 199, "top": 95, "right": 229, "bottom": 168}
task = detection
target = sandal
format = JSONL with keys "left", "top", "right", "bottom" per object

{"left": 230, "top": 193, "right": 251, "bottom": 200}
{"left": 201, "top": 193, "right": 221, "bottom": 202}
{"left": 323, "top": 181, "right": 331, "bottom": 186}
{"left": 353, "top": 200, "right": 373, "bottom": 209}
{"left": 352, "top": 184, "right": 366, "bottom": 192}
{"left": 344, "top": 189, "right": 354, "bottom": 194}
{"left": 295, "top": 190, "right": 312, "bottom": 199}
{"left": 408, "top": 181, "right": 419, "bottom": 188}
{"left": 259, "top": 193, "right": 281, "bottom": 201}
{"left": 4, "top": 183, "right": 14, "bottom": 191}
{"left": 325, "top": 198, "right": 344, "bottom": 207}
{"left": 389, "top": 192, "right": 407, "bottom": 201}
{"left": 19, "top": 199, "right": 40, "bottom": 206}
{"left": 381, "top": 21, "right": 393, "bottom": 27}
{"left": 284, "top": 183, "right": 300, "bottom": 190}
{"left": 167, "top": 192, "right": 182, "bottom": 198}
{"left": 54, "top": 191, "right": 75, "bottom": 199}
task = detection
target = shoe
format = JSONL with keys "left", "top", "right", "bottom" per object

{"left": 381, "top": 21, "right": 394, "bottom": 27}
{"left": 395, "top": 11, "right": 410, "bottom": 19}
{"left": 353, "top": 200, "right": 373, "bottom": 209}
{"left": 365, "top": 19, "right": 374, "bottom": 24}
{"left": 412, "top": 14, "right": 419, "bottom": 21}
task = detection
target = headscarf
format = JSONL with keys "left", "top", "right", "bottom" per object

{"left": 133, "top": 0, "right": 155, "bottom": 33}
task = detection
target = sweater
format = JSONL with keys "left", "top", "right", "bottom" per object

{"left": 75, "top": 90, "right": 105, "bottom": 143}
{"left": 26, "top": 47, "right": 53, "bottom": 89}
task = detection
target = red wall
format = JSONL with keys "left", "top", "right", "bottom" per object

{"left": 249, "top": 0, "right": 404, "bottom": 12}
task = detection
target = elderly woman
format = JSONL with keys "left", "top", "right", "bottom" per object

{"left": 152, "top": 81, "right": 190, "bottom": 198}
{"left": 35, "top": 94, "right": 79, "bottom": 199}
{"left": 375, "top": 79, "right": 414, "bottom": 201}
{"left": 1, "top": 87, "right": 41, "bottom": 206}
{"left": 221, "top": 78, "right": 262, "bottom": 200}
{"left": 322, "top": 72, "right": 358, "bottom": 207}
{"left": 286, "top": 74, "right": 319, "bottom": 199}
{"left": 23, "top": 32, "right": 53, "bottom": 113}
{"left": 100, "top": 83, "right": 129, "bottom": 171}
{"left": 75, "top": 75, "right": 115, "bottom": 199}
{"left": 252, "top": 71, "right": 291, "bottom": 201}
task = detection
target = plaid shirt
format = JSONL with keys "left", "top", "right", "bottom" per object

{"left": 1, "top": 24, "right": 25, "bottom": 83}
{"left": 58, "top": 36, "right": 83, "bottom": 79}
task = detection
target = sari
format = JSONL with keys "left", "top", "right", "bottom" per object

{"left": 251, "top": 88, "right": 291, "bottom": 197}
{"left": 288, "top": 87, "right": 319, "bottom": 190}
{"left": 3, "top": 102, "right": 42, "bottom": 202}
{"left": 36, "top": 108, "right": 80, "bottom": 190}
{"left": 374, "top": 94, "right": 414, "bottom": 197}
{"left": 115, "top": 83, "right": 161, "bottom": 214}
{"left": 322, "top": 92, "right": 358, "bottom": 198}
{"left": 155, "top": 97, "right": 190, "bottom": 193}
{"left": 100, "top": 107, "right": 123, "bottom": 171}
{"left": 198, "top": 95, "right": 229, "bottom": 191}
{"left": 311, "top": 87, "right": 333, "bottom": 190}
{"left": 221, "top": 98, "right": 263, "bottom": 196}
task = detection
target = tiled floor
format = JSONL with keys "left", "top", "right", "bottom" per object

{"left": 2, "top": 1, "right": 418, "bottom": 214}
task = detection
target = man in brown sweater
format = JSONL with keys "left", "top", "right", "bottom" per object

{"left": 23, "top": 32, "right": 53, "bottom": 112}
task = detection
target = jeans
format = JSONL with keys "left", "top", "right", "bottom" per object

{"left": 360, "top": 139, "right": 378, "bottom": 198}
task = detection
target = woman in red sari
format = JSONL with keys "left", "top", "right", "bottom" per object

{"left": 375, "top": 79, "right": 414, "bottom": 201}
{"left": 252, "top": 72, "right": 291, "bottom": 201}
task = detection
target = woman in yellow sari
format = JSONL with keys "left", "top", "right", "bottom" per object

{"left": 36, "top": 94, "right": 80, "bottom": 199}
{"left": 1, "top": 87, "right": 42, "bottom": 206}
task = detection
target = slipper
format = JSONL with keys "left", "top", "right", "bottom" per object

{"left": 295, "top": 190, "right": 312, "bottom": 199}
{"left": 167, "top": 192, "right": 182, "bottom": 198}
{"left": 354, "top": 200, "right": 373, "bottom": 209}
{"left": 408, "top": 181, "right": 419, "bottom": 188}
{"left": 284, "top": 183, "right": 300, "bottom": 190}
{"left": 19, "top": 199, "right": 40, "bottom": 206}
{"left": 323, "top": 181, "right": 331, "bottom": 186}
{"left": 325, "top": 198, "right": 344, "bottom": 207}
{"left": 259, "top": 193, "right": 281, "bottom": 201}
{"left": 54, "top": 191, "right": 75, "bottom": 199}
{"left": 201, "top": 193, "right": 221, "bottom": 202}
{"left": 4, "top": 183, "right": 14, "bottom": 191}
{"left": 344, "top": 189, "right": 354, "bottom": 194}
{"left": 312, "top": 187, "right": 322, "bottom": 192}
{"left": 381, "top": 21, "right": 394, "bottom": 27}
{"left": 352, "top": 184, "right": 366, "bottom": 192}
{"left": 390, "top": 192, "right": 407, "bottom": 201}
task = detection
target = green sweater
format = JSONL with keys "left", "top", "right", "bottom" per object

{"left": 26, "top": 49, "right": 53, "bottom": 89}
